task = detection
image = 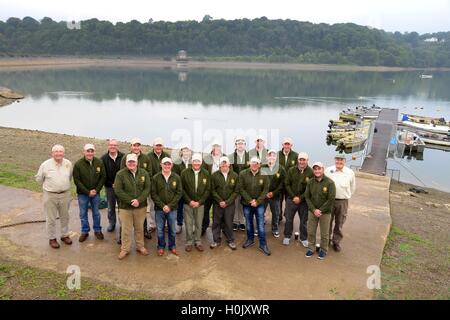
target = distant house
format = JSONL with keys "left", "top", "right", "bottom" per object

{"left": 424, "top": 37, "right": 445, "bottom": 43}
{"left": 176, "top": 50, "right": 188, "bottom": 62}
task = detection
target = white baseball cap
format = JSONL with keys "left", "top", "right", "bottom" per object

{"left": 298, "top": 152, "right": 309, "bottom": 160}
{"left": 126, "top": 153, "right": 138, "bottom": 163}
{"left": 234, "top": 136, "right": 246, "bottom": 144}
{"left": 219, "top": 156, "right": 230, "bottom": 164}
{"left": 192, "top": 153, "right": 203, "bottom": 163}
{"left": 255, "top": 135, "right": 265, "bottom": 141}
{"left": 83, "top": 143, "right": 95, "bottom": 151}
{"left": 282, "top": 137, "right": 293, "bottom": 145}
{"left": 161, "top": 157, "right": 172, "bottom": 164}
{"left": 153, "top": 137, "right": 164, "bottom": 146}
{"left": 130, "top": 137, "right": 141, "bottom": 145}
{"left": 250, "top": 156, "right": 261, "bottom": 164}
{"left": 312, "top": 161, "right": 324, "bottom": 169}
{"left": 179, "top": 143, "right": 191, "bottom": 150}
{"left": 211, "top": 140, "right": 222, "bottom": 147}
{"left": 267, "top": 149, "right": 277, "bottom": 155}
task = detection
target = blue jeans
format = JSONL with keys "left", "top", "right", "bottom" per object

{"left": 156, "top": 210, "right": 177, "bottom": 250}
{"left": 78, "top": 193, "right": 102, "bottom": 233}
{"left": 176, "top": 198, "right": 184, "bottom": 226}
{"left": 243, "top": 204, "right": 266, "bottom": 246}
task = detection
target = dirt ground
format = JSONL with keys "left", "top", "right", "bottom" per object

{"left": 377, "top": 181, "right": 450, "bottom": 299}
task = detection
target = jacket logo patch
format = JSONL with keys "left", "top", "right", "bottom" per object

{"left": 203, "top": 178, "right": 207, "bottom": 184}
{"left": 276, "top": 173, "right": 280, "bottom": 178}
{"left": 291, "top": 160, "right": 295, "bottom": 165}
{"left": 306, "top": 177, "right": 310, "bottom": 182}
{"left": 143, "top": 163, "right": 147, "bottom": 168}
{"left": 172, "top": 181, "right": 177, "bottom": 187}
{"left": 323, "top": 186, "right": 328, "bottom": 193}
{"left": 230, "top": 178, "right": 235, "bottom": 185}
{"left": 96, "top": 167, "right": 101, "bottom": 173}
{"left": 259, "top": 179, "right": 264, "bottom": 185}
{"left": 141, "top": 176, "right": 145, "bottom": 182}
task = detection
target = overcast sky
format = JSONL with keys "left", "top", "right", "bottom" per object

{"left": 1, "top": 0, "right": 449, "bottom": 34}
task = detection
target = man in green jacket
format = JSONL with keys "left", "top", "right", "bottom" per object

{"left": 73, "top": 144, "right": 106, "bottom": 242}
{"left": 210, "top": 156, "right": 239, "bottom": 250}
{"left": 277, "top": 137, "right": 298, "bottom": 222}
{"left": 173, "top": 144, "right": 192, "bottom": 234}
{"left": 181, "top": 153, "right": 210, "bottom": 252}
{"left": 114, "top": 153, "right": 151, "bottom": 260}
{"left": 147, "top": 137, "right": 170, "bottom": 235}
{"left": 120, "top": 137, "right": 152, "bottom": 240}
{"left": 228, "top": 136, "right": 249, "bottom": 232}
{"left": 304, "top": 162, "right": 336, "bottom": 260}
{"left": 283, "top": 152, "right": 313, "bottom": 247}
{"left": 151, "top": 157, "right": 182, "bottom": 256}
{"left": 239, "top": 157, "right": 271, "bottom": 256}
{"left": 261, "top": 150, "right": 286, "bottom": 238}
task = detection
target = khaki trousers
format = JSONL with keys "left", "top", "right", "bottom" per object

{"left": 43, "top": 190, "right": 71, "bottom": 240}
{"left": 307, "top": 211, "right": 332, "bottom": 253}
{"left": 183, "top": 204, "right": 204, "bottom": 245}
{"left": 119, "top": 207, "right": 147, "bottom": 253}
{"left": 330, "top": 199, "right": 349, "bottom": 245}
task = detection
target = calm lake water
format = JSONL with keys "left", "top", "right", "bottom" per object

{"left": 1, "top": 66, "right": 450, "bottom": 191}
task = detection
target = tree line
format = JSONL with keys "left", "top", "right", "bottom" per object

{"left": 0, "top": 16, "right": 449, "bottom": 67}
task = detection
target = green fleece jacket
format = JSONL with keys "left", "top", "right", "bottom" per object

{"left": 151, "top": 172, "right": 182, "bottom": 211}
{"left": 285, "top": 165, "right": 314, "bottom": 200}
{"left": 261, "top": 164, "right": 286, "bottom": 198}
{"left": 278, "top": 150, "right": 299, "bottom": 170}
{"left": 211, "top": 170, "right": 239, "bottom": 206}
{"left": 147, "top": 150, "right": 170, "bottom": 175}
{"left": 228, "top": 151, "right": 249, "bottom": 175}
{"left": 120, "top": 152, "right": 152, "bottom": 176}
{"left": 180, "top": 168, "right": 210, "bottom": 205}
{"left": 238, "top": 168, "right": 269, "bottom": 206}
{"left": 113, "top": 167, "right": 151, "bottom": 209}
{"left": 73, "top": 157, "right": 106, "bottom": 195}
{"left": 304, "top": 175, "right": 336, "bottom": 214}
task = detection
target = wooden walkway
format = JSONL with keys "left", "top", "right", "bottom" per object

{"left": 361, "top": 108, "right": 399, "bottom": 175}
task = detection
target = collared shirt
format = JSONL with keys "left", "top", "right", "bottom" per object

{"left": 109, "top": 152, "right": 118, "bottom": 161}
{"left": 325, "top": 165, "right": 356, "bottom": 199}
{"left": 35, "top": 158, "right": 73, "bottom": 192}
{"left": 221, "top": 171, "right": 229, "bottom": 181}
{"left": 163, "top": 172, "right": 171, "bottom": 183}
{"left": 211, "top": 155, "right": 221, "bottom": 174}
{"left": 182, "top": 158, "right": 190, "bottom": 169}
{"left": 283, "top": 150, "right": 290, "bottom": 166}
{"left": 236, "top": 150, "right": 245, "bottom": 163}
{"left": 193, "top": 169, "right": 200, "bottom": 192}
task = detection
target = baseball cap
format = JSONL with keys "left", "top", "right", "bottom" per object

{"left": 219, "top": 156, "right": 230, "bottom": 164}
{"left": 267, "top": 149, "right": 277, "bottom": 155}
{"left": 335, "top": 154, "right": 346, "bottom": 160}
{"left": 250, "top": 156, "right": 261, "bottom": 164}
{"left": 153, "top": 137, "right": 164, "bottom": 146}
{"left": 126, "top": 153, "right": 138, "bottom": 162}
{"left": 312, "top": 161, "right": 324, "bottom": 169}
{"left": 130, "top": 137, "right": 141, "bottom": 145}
{"left": 161, "top": 157, "right": 172, "bottom": 164}
{"left": 192, "top": 153, "right": 203, "bottom": 163}
{"left": 282, "top": 137, "right": 293, "bottom": 145}
{"left": 83, "top": 143, "right": 95, "bottom": 151}
{"left": 298, "top": 152, "right": 309, "bottom": 160}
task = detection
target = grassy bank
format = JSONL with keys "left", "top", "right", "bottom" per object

{"left": 0, "top": 126, "right": 449, "bottom": 299}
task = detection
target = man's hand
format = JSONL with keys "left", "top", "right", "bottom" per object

{"left": 190, "top": 201, "right": 199, "bottom": 208}
{"left": 131, "top": 199, "right": 140, "bottom": 207}
{"left": 219, "top": 201, "right": 227, "bottom": 208}
{"left": 293, "top": 196, "right": 300, "bottom": 205}
{"left": 250, "top": 199, "right": 257, "bottom": 207}
{"left": 267, "top": 192, "right": 273, "bottom": 199}
{"left": 89, "top": 189, "right": 97, "bottom": 197}
{"left": 314, "top": 209, "right": 322, "bottom": 217}
{"left": 163, "top": 205, "right": 170, "bottom": 213}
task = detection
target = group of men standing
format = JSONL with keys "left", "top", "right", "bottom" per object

{"left": 35, "top": 135, "right": 356, "bottom": 260}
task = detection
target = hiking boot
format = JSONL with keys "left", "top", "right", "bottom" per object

{"left": 60, "top": 236, "right": 72, "bottom": 245}
{"left": 242, "top": 239, "right": 255, "bottom": 249}
{"left": 136, "top": 247, "right": 149, "bottom": 256}
{"left": 305, "top": 249, "right": 314, "bottom": 258}
{"left": 185, "top": 244, "right": 193, "bottom": 252}
{"left": 259, "top": 245, "right": 271, "bottom": 256}
{"left": 228, "top": 242, "right": 237, "bottom": 250}
{"left": 79, "top": 233, "right": 89, "bottom": 242}
{"left": 49, "top": 239, "right": 60, "bottom": 249}
{"left": 118, "top": 251, "right": 129, "bottom": 260}
{"left": 195, "top": 243, "right": 204, "bottom": 252}
{"left": 94, "top": 232, "right": 104, "bottom": 240}
{"left": 282, "top": 237, "right": 290, "bottom": 245}
{"left": 318, "top": 250, "right": 327, "bottom": 260}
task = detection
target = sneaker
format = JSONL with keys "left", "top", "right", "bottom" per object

{"left": 176, "top": 225, "right": 182, "bottom": 234}
{"left": 239, "top": 224, "right": 246, "bottom": 231}
{"left": 228, "top": 242, "right": 237, "bottom": 250}
{"left": 170, "top": 248, "right": 178, "bottom": 255}
{"left": 259, "top": 245, "right": 271, "bottom": 256}
{"left": 136, "top": 247, "right": 149, "bottom": 256}
{"left": 242, "top": 240, "right": 255, "bottom": 249}
{"left": 157, "top": 249, "right": 165, "bottom": 256}
{"left": 107, "top": 224, "right": 115, "bottom": 232}
{"left": 305, "top": 250, "right": 314, "bottom": 258}
{"left": 272, "top": 231, "right": 280, "bottom": 238}
{"left": 233, "top": 223, "right": 238, "bottom": 231}
{"left": 301, "top": 240, "right": 309, "bottom": 248}
{"left": 254, "top": 231, "right": 258, "bottom": 236}
{"left": 283, "top": 238, "right": 290, "bottom": 245}
{"left": 333, "top": 243, "right": 342, "bottom": 252}
{"left": 318, "top": 250, "right": 327, "bottom": 260}
{"left": 210, "top": 242, "right": 218, "bottom": 249}
{"left": 49, "top": 239, "right": 60, "bottom": 249}
{"left": 118, "top": 250, "right": 129, "bottom": 260}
